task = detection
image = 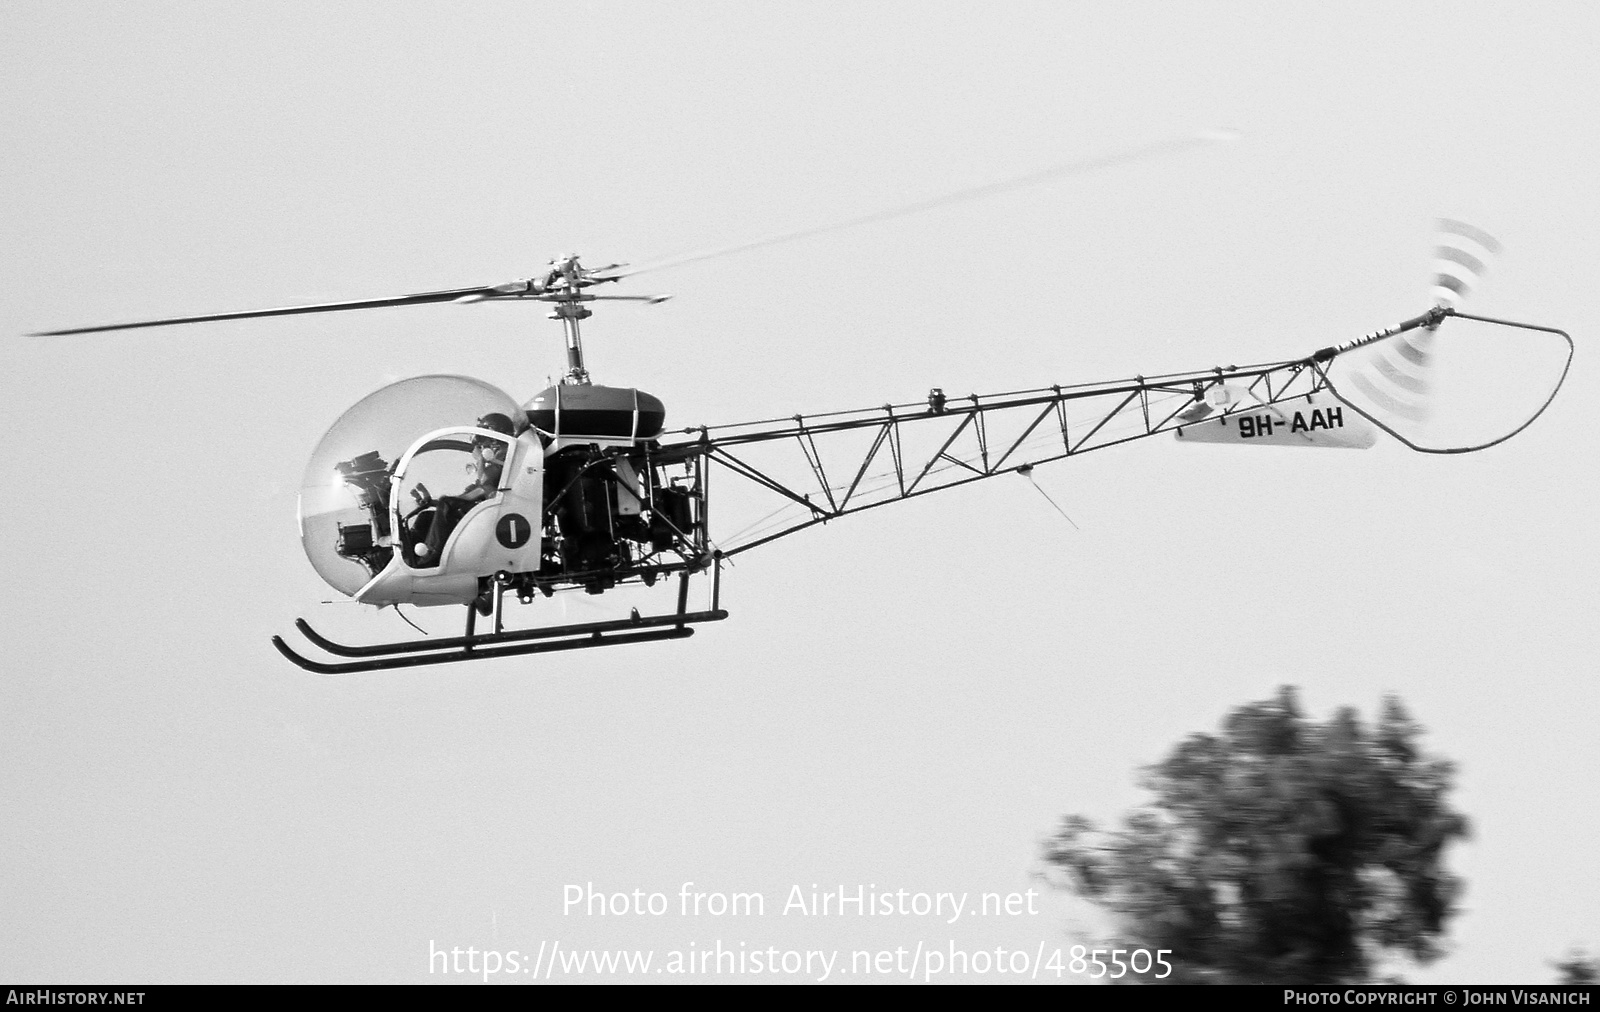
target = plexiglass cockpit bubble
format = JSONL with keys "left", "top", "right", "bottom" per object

{"left": 298, "top": 376, "right": 527, "bottom": 597}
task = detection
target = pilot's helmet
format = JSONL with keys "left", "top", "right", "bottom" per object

{"left": 473, "top": 412, "right": 515, "bottom": 461}
{"left": 476, "top": 412, "right": 516, "bottom": 437}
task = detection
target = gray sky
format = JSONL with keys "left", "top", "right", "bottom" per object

{"left": 3, "top": 1, "right": 1596, "bottom": 984}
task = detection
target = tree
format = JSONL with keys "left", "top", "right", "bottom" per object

{"left": 1043, "top": 687, "right": 1469, "bottom": 984}
{"left": 1552, "top": 950, "right": 1597, "bottom": 985}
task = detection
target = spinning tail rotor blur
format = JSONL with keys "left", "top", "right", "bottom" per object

{"left": 1325, "top": 220, "right": 1572, "bottom": 453}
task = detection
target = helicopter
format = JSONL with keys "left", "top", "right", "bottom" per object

{"left": 33, "top": 146, "right": 1573, "bottom": 674}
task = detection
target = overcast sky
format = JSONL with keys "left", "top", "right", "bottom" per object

{"left": 3, "top": 1, "right": 1596, "bottom": 984}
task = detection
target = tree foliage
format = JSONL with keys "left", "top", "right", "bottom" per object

{"left": 1044, "top": 687, "right": 1469, "bottom": 984}
{"left": 1552, "top": 950, "right": 1597, "bottom": 985}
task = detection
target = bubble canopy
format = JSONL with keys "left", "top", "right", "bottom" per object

{"left": 298, "top": 376, "right": 527, "bottom": 597}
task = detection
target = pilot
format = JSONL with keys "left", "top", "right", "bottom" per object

{"left": 414, "top": 413, "right": 517, "bottom": 564}
{"left": 465, "top": 412, "right": 515, "bottom": 492}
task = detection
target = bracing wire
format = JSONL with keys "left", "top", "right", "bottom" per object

{"left": 1020, "top": 468, "right": 1081, "bottom": 530}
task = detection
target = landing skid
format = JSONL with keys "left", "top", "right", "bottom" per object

{"left": 273, "top": 570, "right": 727, "bottom": 674}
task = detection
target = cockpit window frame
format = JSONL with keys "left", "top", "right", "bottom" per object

{"left": 390, "top": 425, "right": 519, "bottom": 571}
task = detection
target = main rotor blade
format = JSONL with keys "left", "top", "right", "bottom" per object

{"left": 612, "top": 128, "right": 1241, "bottom": 279}
{"left": 30, "top": 284, "right": 518, "bottom": 336}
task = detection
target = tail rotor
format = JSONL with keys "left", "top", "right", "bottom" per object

{"left": 1342, "top": 219, "right": 1502, "bottom": 424}
{"left": 1429, "top": 218, "right": 1502, "bottom": 310}
{"left": 1326, "top": 220, "right": 1571, "bottom": 453}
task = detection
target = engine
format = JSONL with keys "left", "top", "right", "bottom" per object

{"left": 525, "top": 382, "right": 704, "bottom": 593}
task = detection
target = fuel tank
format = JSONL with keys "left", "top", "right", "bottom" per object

{"left": 524, "top": 383, "right": 666, "bottom": 449}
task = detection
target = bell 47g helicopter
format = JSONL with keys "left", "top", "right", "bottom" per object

{"left": 35, "top": 144, "right": 1573, "bottom": 673}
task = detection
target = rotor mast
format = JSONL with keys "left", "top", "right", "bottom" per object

{"left": 553, "top": 300, "right": 593, "bottom": 386}
{"left": 544, "top": 254, "right": 594, "bottom": 385}
{"left": 519, "top": 252, "right": 666, "bottom": 385}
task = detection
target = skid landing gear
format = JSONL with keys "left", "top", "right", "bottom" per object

{"left": 273, "top": 569, "right": 727, "bottom": 674}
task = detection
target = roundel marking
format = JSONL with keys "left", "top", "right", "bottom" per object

{"left": 496, "top": 512, "right": 532, "bottom": 549}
